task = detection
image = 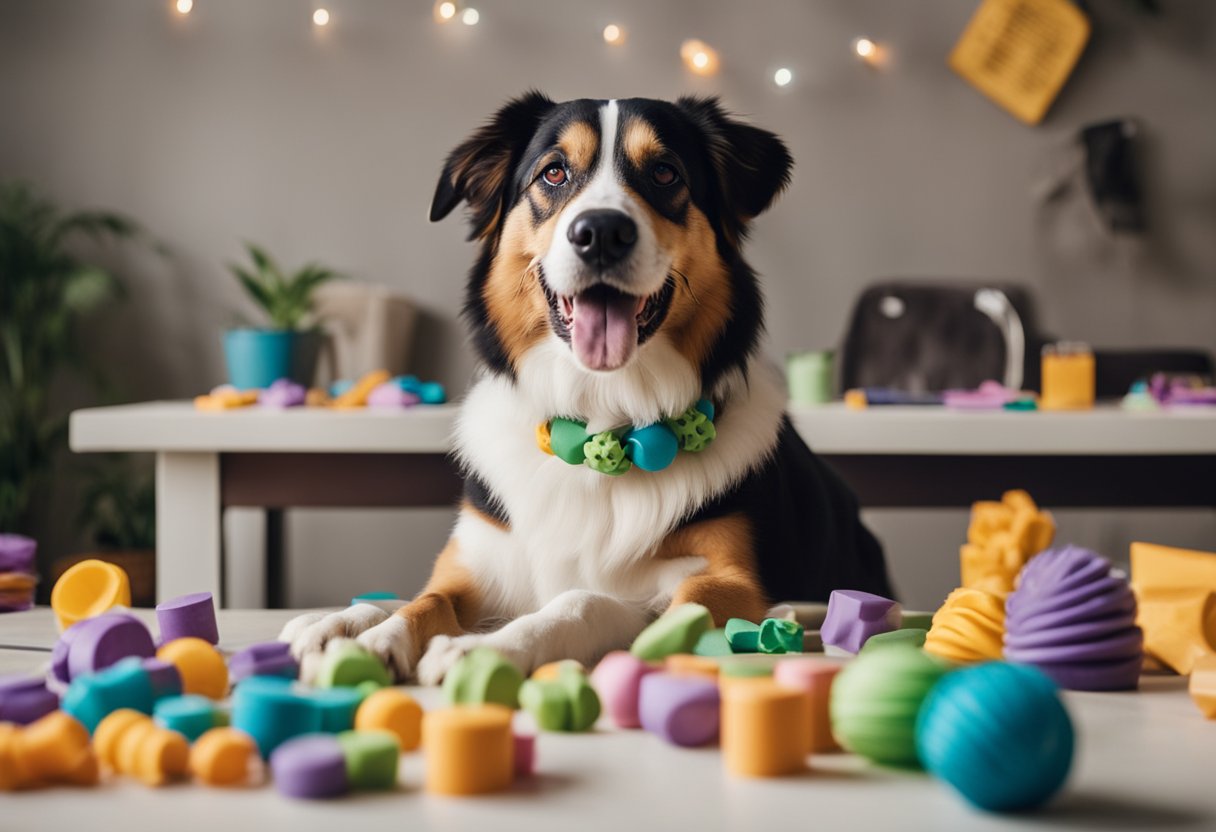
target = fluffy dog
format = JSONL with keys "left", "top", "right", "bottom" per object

{"left": 282, "top": 93, "right": 893, "bottom": 682}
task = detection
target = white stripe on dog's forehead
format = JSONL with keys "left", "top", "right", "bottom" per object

{"left": 598, "top": 99, "right": 619, "bottom": 175}
{"left": 578, "top": 100, "right": 624, "bottom": 205}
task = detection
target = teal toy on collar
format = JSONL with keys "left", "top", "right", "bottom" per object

{"left": 537, "top": 399, "right": 716, "bottom": 475}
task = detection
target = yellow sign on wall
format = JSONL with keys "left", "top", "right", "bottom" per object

{"left": 949, "top": 0, "right": 1091, "bottom": 125}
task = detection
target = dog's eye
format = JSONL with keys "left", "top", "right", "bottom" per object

{"left": 542, "top": 165, "right": 568, "bottom": 187}
{"left": 652, "top": 163, "right": 679, "bottom": 187}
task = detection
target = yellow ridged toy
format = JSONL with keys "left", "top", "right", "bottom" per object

{"left": 924, "top": 588, "right": 1006, "bottom": 664}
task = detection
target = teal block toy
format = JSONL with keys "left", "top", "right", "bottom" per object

{"left": 443, "top": 647, "right": 524, "bottom": 709}
{"left": 351, "top": 591, "right": 397, "bottom": 605}
{"left": 694, "top": 398, "right": 714, "bottom": 420}
{"left": 631, "top": 603, "right": 713, "bottom": 661}
{"left": 519, "top": 665, "right": 601, "bottom": 732}
{"left": 316, "top": 642, "right": 392, "bottom": 690}
{"left": 232, "top": 676, "right": 323, "bottom": 758}
{"left": 61, "top": 657, "right": 157, "bottom": 733}
{"left": 392, "top": 375, "right": 446, "bottom": 404}
{"left": 337, "top": 730, "right": 400, "bottom": 790}
{"left": 725, "top": 618, "right": 760, "bottom": 653}
{"left": 311, "top": 687, "right": 364, "bottom": 733}
{"left": 154, "top": 694, "right": 226, "bottom": 742}
{"left": 692, "top": 628, "right": 732, "bottom": 657}
{"left": 624, "top": 423, "right": 679, "bottom": 472}
{"left": 549, "top": 418, "right": 590, "bottom": 465}
{"left": 758, "top": 618, "right": 804, "bottom": 654}
{"left": 862, "top": 629, "right": 928, "bottom": 653}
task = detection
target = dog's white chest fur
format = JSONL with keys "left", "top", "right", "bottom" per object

{"left": 453, "top": 337, "right": 787, "bottom": 622}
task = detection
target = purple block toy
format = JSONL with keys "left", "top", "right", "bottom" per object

{"left": 271, "top": 734, "right": 350, "bottom": 799}
{"left": 64, "top": 612, "right": 157, "bottom": 681}
{"left": 0, "top": 534, "right": 36, "bottom": 572}
{"left": 228, "top": 642, "right": 299, "bottom": 683}
{"left": 156, "top": 591, "right": 219, "bottom": 645}
{"left": 259, "top": 378, "right": 308, "bottom": 408}
{"left": 638, "top": 673, "right": 720, "bottom": 747}
{"left": 367, "top": 382, "right": 421, "bottom": 409}
{"left": 141, "top": 658, "right": 183, "bottom": 699}
{"left": 0, "top": 675, "right": 59, "bottom": 725}
{"left": 820, "top": 589, "right": 902, "bottom": 655}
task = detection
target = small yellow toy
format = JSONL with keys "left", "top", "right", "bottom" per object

{"left": 332, "top": 370, "right": 391, "bottom": 410}
{"left": 0, "top": 712, "right": 99, "bottom": 791}
{"left": 1039, "top": 343, "right": 1095, "bottom": 411}
{"left": 924, "top": 588, "right": 1006, "bottom": 664}
{"left": 355, "top": 689, "right": 422, "bottom": 752}
{"left": 157, "top": 638, "right": 229, "bottom": 700}
{"left": 94, "top": 709, "right": 190, "bottom": 787}
{"left": 190, "top": 727, "right": 258, "bottom": 786}
{"left": 193, "top": 386, "right": 259, "bottom": 411}
{"left": 1189, "top": 655, "right": 1216, "bottom": 719}
{"left": 422, "top": 705, "right": 514, "bottom": 796}
{"left": 1131, "top": 542, "right": 1216, "bottom": 675}
{"left": 721, "top": 679, "right": 810, "bottom": 778}
{"left": 50, "top": 558, "right": 132, "bottom": 631}
{"left": 960, "top": 490, "right": 1055, "bottom": 595}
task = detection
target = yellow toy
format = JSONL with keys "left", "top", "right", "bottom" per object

{"left": 664, "top": 654, "right": 720, "bottom": 680}
{"left": 1131, "top": 542, "right": 1216, "bottom": 675}
{"left": 531, "top": 659, "right": 585, "bottom": 682}
{"left": 1039, "top": 343, "right": 1095, "bottom": 411}
{"left": 157, "top": 638, "right": 229, "bottom": 700}
{"left": 1189, "top": 655, "right": 1216, "bottom": 719}
{"left": 190, "top": 727, "right": 258, "bottom": 786}
{"left": 332, "top": 370, "right": 391, "bottom": 410}
{"left": 355, "top": 689, "right": 422, "bottom": 752}
{"left": 50, "top": 558, "right": 132, "bottom": 631}
{"left": 94, "top": 709, "right": 190, "bottom": 787}
{"left": 924, "top": 588, "right": 1006, "bottom": 664}
{"left": 0, "top": 712, "right": 99, "bottom": 791}
{"left": 721, "top": 680, "right": 810, "bottom": 777}
{"left": 422, "top": 705, "right": 514, "bottom": 796}
{"left": 193, "top": 386, "right": 259, "bottom": 411}
{"left": 960, "top": 490, "right": 1055, "bottom": 595}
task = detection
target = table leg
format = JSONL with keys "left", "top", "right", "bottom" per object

{"left": 156, "top": 451, "right": 222, "bottom": 605}
{"left": 265, "top": 508, "right": 286, "bottom": 609}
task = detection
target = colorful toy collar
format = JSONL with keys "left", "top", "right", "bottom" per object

{"left": 536, "top": 399, "right": 716, "bottom": 475}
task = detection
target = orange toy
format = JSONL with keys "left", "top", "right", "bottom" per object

{"left": 1131, "top": 542, "right": 1216, "bottom": 674}
{"left": 960, "top": 490, "right": 1055, "bottom": 595}
{"left": 1190, "top": 655, "right": 1216, "bottom": 719}
{"left": 50, "top": 558, "right": 132, "bottom": 631}
{"left": 356, "top": 689, "right": 423, "bottom": 752}
{"left": 422, "top": 705, "right": 514, "bottom": 796}
{"left": 94, "top": 709, "right": 190, "bottom": 787}
{"left": 0, "top": 712, "right": 99, "bottom": 791}
{"left": 332, "top": 370, "right": 391, "bottom": 410}
{"left": 190, "top": 727, "right": 258, "bottom": 786}
{"left": 157, "top": 637, "right": 229, "bottom": 700}
{"left": 772, "top": 657, "right": 842, "bottom": 753}
{"left": 664, "top": 654, "right": 720, "bottom": 680}
{"left": 1040, "top": 343, "right": 1095, "bottom": 411}
{"left": 721, "top": 679, "right": 810, "bottom": 777}
{"left": 194, "top": 387, "right": 259, "bottom": 411}
{"left": 531, "top": 660, "right": 585, "bottom": 682}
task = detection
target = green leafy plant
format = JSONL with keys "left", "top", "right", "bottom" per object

{"left": 228, "top": 243, "right": 342, "bottom": 330}
{"left": 0, "top": 181, "right": 139, "bottom": 533}
{"left": 75, "top": 455, "right": 155, "bottom": 551}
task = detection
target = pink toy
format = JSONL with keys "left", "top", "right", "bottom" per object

{"left": 820, "top": 590, "right": 901, "bottom": 655}
{"left": 258, "top": 379, "right": 307, "bottom": 408}
{"left": 367, "top": 382, "right": 420, "bottom": 409}
{"left": 943, "top": 380, "right": 1019, "bottom": 410}
{"left": 590, "top": 651, "right": 659, "bottom": 729}
{"left": 637, "top": 673, "right": 720, "bottom": 747}
{"left": 156, "top": 592, "right": 219, "bottom": 645}
{"left": 513, "top": 732, "right": 535, "bottom": 778}
{"left": 773, "top": 657, "right": 843, "bottom": 753}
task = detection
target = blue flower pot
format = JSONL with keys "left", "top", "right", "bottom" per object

{"left": 223, "top": 329, "right": 295, "bottom": 390}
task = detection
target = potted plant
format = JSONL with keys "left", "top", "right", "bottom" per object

{"left": 225, "top": 243, "right": 342, "bottom": 389}
{"left": 0, "top": 181, "right": 139, "bottom": 537}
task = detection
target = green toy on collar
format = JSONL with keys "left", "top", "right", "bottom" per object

{"left": 536, "top": 399, "right": 716, "bottom": 475}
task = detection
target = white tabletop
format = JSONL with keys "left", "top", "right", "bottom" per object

{"left": 69, "top": 401, "right": 1216, "bottom": 456}
{"left": 1, "top": 608, "right": 1213, "bottom": 832}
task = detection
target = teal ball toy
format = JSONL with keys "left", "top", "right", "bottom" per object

{"left": 916, "top": 662, "right": 1075, "bottom": 812}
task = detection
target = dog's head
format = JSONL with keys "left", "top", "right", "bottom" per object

{"left": 431, "top": 93, "right": 791, "bottom": 391}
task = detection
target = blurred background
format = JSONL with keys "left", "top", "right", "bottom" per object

{"left": 2, "top": 0, "right": 1214, "bottom": 610}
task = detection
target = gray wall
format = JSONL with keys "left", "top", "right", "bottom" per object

{"left": 3, "top": 1, "right": 1214, "bottom": 609}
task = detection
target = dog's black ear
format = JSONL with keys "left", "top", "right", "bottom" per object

{"left": 676, "top": 96, "right": 793, "bottom": 236}
{"left": 430, "top": 91, "right": 556, "bottom": 240}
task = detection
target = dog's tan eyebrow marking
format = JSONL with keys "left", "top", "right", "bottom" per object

{"left": 557, "top": 120, "right": 599, "bottom": 172}
{"left": 623, "top": 118, "right": 664, "bottom": 167}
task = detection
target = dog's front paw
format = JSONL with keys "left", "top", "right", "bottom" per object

{"left": 415, "top": 634, "right": 486, "bottom": 687}
{"left": 280, "top": 604, "right": 389, "bottom": 671}
{"left": 355, "top": 616, "right": 416, "bottom": 682}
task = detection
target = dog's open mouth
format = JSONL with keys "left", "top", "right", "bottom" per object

{"left": 541, "top": 275, "right": 675, "bottom": 371}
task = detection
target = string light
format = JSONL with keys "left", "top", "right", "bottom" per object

{"left": 680, "top": 39, "right": 719, "bottom": 76}
{"left": 461, "top": 7, "right": 479, "bottom": 25}
{"left": 773, "top": 67, "right": 793, "bottom": 87}
{"left": 853, "top": 37, "right": 885, "bottom": 67}
{"left": 434, "top": 1, "right": 457, "bottom": 22}
{"left": 312, "top": 7, "right": 330, "bottom": 26}
{"left": 603, "top": 24, "right": 625, "bottom": 45}
{"left": 175, "top": 0, "right": 193, "bottom": 14}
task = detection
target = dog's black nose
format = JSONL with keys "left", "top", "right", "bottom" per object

{"left": 567, "top": 209, "right": 637, "bottom": 268}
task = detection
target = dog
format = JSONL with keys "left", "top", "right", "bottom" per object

{"left": 281, "top": 93, "right": 894, "bottom": 683}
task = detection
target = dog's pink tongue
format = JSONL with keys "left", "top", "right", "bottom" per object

{"left": 571, "top": 288, "right": 638, "bottom": 371}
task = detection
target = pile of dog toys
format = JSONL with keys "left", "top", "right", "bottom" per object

{"left": 0, "top": 534, "right": 38, "bottom": 612}
{"left": 194, "top": 370, "right": 445, "bottom": 411}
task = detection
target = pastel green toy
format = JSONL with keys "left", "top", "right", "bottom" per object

{"left": 584, "top": 431, "right": 631, "bottom": 475}
{"left": 549, "top": 418, "right": 590, "bottom": 465}
{"left": 631, "top": 603, "right": 713, "bottom": 661}
{"left": 667, "top": 406, "right": 716, "bottom": 452}
{"left": 831, "top": 645, "right": 952, "bottom": 768}
{"left": 624, "top": 424, "right": 679, "bottom": 472}
{"left": 758, "top": 618, "right": 804, "bottom": 654}
{"left": 725, "top": 618, "right": 760, "bottom": 653}
{"left": 862, "top": 629, "right": 928, "bottom": 653}
{"left": 443, "top": 647, "right": 524, "bottom": 709}
{"left": 719, "top": 658, "right": 775, "bottom": 679}
{"left": 693, "top": 628, "right": 732, "bottom": 657}
{"left": 153, "top": 694, "right": 227, "bottom": 742}
{"left": 337, "top": 730, "right": 400, "bottom": 790}
{"left": 899, "top": 612, "right": 935, "bottom": 630}
{"left": 519, "top": 665, "right": 601, "bottom": 732}
{"left": 315, "top": 642, "right": 392, "bottom": 690}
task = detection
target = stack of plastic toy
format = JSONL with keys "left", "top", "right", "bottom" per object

{"left": 0, "top": 534, "right": 38, "bottom": 612}
{"left": 959, "top": 489, "right": 1056, "bottom": 595}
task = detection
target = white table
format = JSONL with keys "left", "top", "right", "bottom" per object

{"left": 69, "top": 402, "right": 1216, "bottom": 606}
{"left": 1, "top": 608, "right": 1214, "bottom": 832}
